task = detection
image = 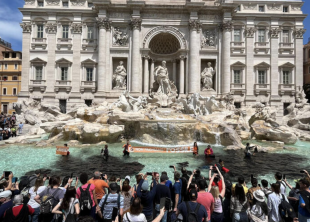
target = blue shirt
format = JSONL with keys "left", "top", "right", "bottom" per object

{"left": 174, "top": 179, "right": 182, "bottom": 205}
{"left": 178, "top": 201, "right": 208, "bottom": 221}
{"left": 299, "top": 196, "right": 310, "bottom": 217}
{"left": 99, "top": 193, "right": 124, "bottom": 219}
{"left": 0, "top": 200, "right": 13, "bottom": 220}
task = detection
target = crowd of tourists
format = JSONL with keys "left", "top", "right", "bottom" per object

{"left": 0, "top": 112, "right": 23, "bottom": 140}
{"left": 0, "top": 162, "right": 310, "bottom": 222}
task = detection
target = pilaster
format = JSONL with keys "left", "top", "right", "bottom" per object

{"left": 245, "top": 26, "right": 255, "bottom": 96}
{"left": 71, "top": 22, "right": 82, "bottom": 93}
{"left": 270, "top": 27, "right": 281, "bottom": 96}
{"left": 46, "top": 23, "right": 57, "bottom": 94}
{"left": 143, "top": 56, "right": 149, "bottom": 93}
{"left": 294, "top": 28, "right": 306, "bottom": 88}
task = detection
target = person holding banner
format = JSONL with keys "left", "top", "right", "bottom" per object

{"left": 123, "top": 140, "right": 132, "bottom": 157}
{"left": 193, "top": 142, "right": 199, "bottom": 156}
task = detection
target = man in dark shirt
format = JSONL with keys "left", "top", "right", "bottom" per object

{"left": 173, "top": 172, "right": 182, "bottom": 212}
{"left": 28, "top": 170, "right": 41, "bottom": 187}
{"left": 0, "top": 191, "right": 13, "bottom": 222}
{"left": 154, "top": 175, "right": 171, "bottom": 222}
{"left": 177, "top": 189, "right": 208, "bottom": 222}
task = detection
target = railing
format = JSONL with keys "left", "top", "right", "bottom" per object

{"left": 0, "top": 38, "right": 12, "bottom": 48}
{"left": 279, "top": 84, "right": 295, "bottom": 90}
{"left": 81, "top": 81, "right": 96, "bottom": 87}
{"left": 83, "top": 39, "right": 97, "bottom": 44}
{"left": 255, "top": 84, "right": 270, "bottom": 89}
{"left": 279, "top": 42, "right": 294, "bottom": 48}
{"left": 32, "top": 38, "right": 47, "bottom": 43}
{"left": 30, "top": 80, "right": 46, "bottom": 85}
{"left": 57, "top": 38, "right": 72, "bottom": 43}
{"left": 231, "top": 83, "right": 246, "bottom": 89}
{"left": 56, "top": 80, "right": 71, "bottom": 86}
{"left": 230, "top": 42, "right": 245, "bottom": 47}
{"left": 255, "top": 42, "right": 270, "bottom": 47}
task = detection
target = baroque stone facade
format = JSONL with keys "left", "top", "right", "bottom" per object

{"left": 19, "top": 0, "right": 306, "bottom": 119}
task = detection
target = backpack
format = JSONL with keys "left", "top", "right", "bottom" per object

{"left": 185, "top": 201, "right": 201, "bottom": 222}
{"left": 20, "top": 176, "right": 37, "bottom": 197}
{"left": 40, "top": 188, "right": 60, "bottom": 214}
{"left": 279, "top": 194, "right": 296, "bottom": 222}
{"left": 79, "top": 184, "right": 92, "bottom": 211}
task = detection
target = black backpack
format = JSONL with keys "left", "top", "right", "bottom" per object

{"left": 279, "top": 194, "right": 296, "bottom": 222}
{"left": 79, "top": 184, "right": 93, "bottom": 211}
{"left": 40, "top": 188, "right": 60, "bottom": 214}
{"left": 185, "top": 201, "right": 201, "bottom": 222}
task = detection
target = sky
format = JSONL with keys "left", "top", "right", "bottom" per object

{"left": 0, "top": 0, "right": 309, "bottom": 51}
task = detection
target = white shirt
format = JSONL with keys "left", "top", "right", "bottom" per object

{"left": 123, "top": 212, "right": 147, "bottom": 222}
{"left": 267, "top": 192, "right": 288, "bottom": 222}
{"left": 279, "top": 181, "right": 286, "bottom": 195}
{"left": 28, "top": 186, "right": 46, "bottom": 208}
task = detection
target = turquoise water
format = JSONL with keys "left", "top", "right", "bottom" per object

{"left": 0, "top": 140, "right": 309, "bottom": 190}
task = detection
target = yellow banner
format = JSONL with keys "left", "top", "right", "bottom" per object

{"left": 131, "top": 146, "right": 193, "bottom": 153}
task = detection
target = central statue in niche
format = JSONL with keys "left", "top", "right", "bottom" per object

{"left": 150, "top": 60, "right": 178, "bottom": 107}
{"left": 113, "top": 61, "right": 127, "bottom": 90}
{"left": 201, "top": 62, "right": 216, "bottom": 91}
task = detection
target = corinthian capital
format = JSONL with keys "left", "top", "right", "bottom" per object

{"left": 189, "top": 19, "right": 201, "bottom": 32}
{"left": 46, "top": 23, "right": 57, "bottom": 34}
{"left": 20, "top": 22, "right": 32, "bottom": 33}
{"left": 71, "top": 23, "right": 82, "bottom": 34}
{"left": 270, "top": 27, "right": 281, "bottom": 38}
{"left": 219, "top": 20, "right": 233, "bottom": 32}
{"left": 294, "top": 28, "right": 306, "bottom": 39}
{"left": 130, "top": 18, "right": 142, "bottom": 30}
{"left": 96, "top": 17, "right": 112, "bottom": 31}
{"left": 245, "top": 27, "right": 256, "bottom": 38}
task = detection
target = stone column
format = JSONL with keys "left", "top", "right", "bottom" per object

{"left": 71, "top": 23, "right": 82, "bottom": 93}
{"left": 270, "top": 27, "right": 281, "bottom": 96}
{"left": 106, "top": 26, "right": 112, "bottom": 91}
{"left": 188, "top": 19, "right": 201, "bottom": 94}
{"left": 172, "top": 60, "right": 177, "bottom": 84}
{"left": 294, "top": 28, "right": 306, "bottom": 88}
{"left": 149, "top": 59, "right": 155, "bottom": 90}
{"left": 96, "top": 17, "right": 110, "bottom": 92}
{"left": 19, "top": 22, "right": 32, "bottom": 97}
{"left": 143, "top": 56, "right": 149, "bottom": 93}
{"left": 245, "top": 27, "right": 255, "bottom": 96}
{"left": 220, "top": 20, "right": 233, "bottom": 94}
{"left": 130, "top": 18, "right": 142, "bottom": 93}
{"left": 45, "top": 23, "right": 57, "bottom": 94}
{"left": 179, "top": 56, "right": 185, "bottom": 94}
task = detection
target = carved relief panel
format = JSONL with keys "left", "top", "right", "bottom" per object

{"left": 112, "top": 27, "right": 129, "bottom": 47}
{"left": 201, "top": 29, "right": 217, "bottom": 48}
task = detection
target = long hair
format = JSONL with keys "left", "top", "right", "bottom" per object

{"left": 60, "top": 186, "right": 76, "bottom": 211}
{"left": 34, "top": 178, "right": 44, "bottom": 192}
{"left": 210, "top": 186, "right": 220, "bottom": 199}
{"left": 271, "top": 183, "right": 280, "bottom": 194}
{"left": 253, "top": 199, "right": 268, "bottom": 215}
{"left": 235, "top": 184, "right": 246, "bottom": 203}
{"left": 130, "top": 197, "right": 143, "bottom": 215}
{"left": 122, "top": 181, "right": 131, "bottom": 197}
{"left": 193, "top": 142, "right": 198, "bottom": 148}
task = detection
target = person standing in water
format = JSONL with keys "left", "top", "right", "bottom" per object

{"left": 204, "top": 145, "right": 214, "bottom": 157}
{"left": 123, "top": 140, "right": 132, "bottom": 157}
{"left": 245, "top": 143, "right": 256, "bottom": 158}
{"left": 101, "top": 145, "right": 109, "bottom": 161}
{"left": 64, "top": 143, "right": 70, "bottom": 156}
{"left": 193, "top": 142, "right": 199, "bottom": 156}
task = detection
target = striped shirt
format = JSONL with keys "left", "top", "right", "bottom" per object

{"left": 99, "top": 193, "right": 124, "bottom": 219}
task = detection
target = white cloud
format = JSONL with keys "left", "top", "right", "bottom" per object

{"left": 0, "top": 5, "right": 23, "bottom": 21}
{"left": 0, "top": 21, "right": 22, "bottom": 42}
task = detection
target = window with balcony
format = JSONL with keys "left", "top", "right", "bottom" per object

{"left": 12, "top": 76, "right": 18, "bottom": 80}
{"left": 282, "top": 30, "right": 289, "bottom": 43}
{"left": 3, "top": 88, "right": 7, "bottom": 95}
{"left": 86, "top": 68, "right": 93, "bottom": 81}
{"left": 87, "top": 27, "right": 94, "bottom": 39}
{"left": 35, "top": 66, "right": 43, "bottom": 80}
{"left": 234, "top": 70, "right": 241, "bottom": 84}
{"left": 12, "top": 53, "right": 16, "bottom": 58}
{"left": 3, "top": 76, "right": 8, "bottom": 81}
{"left": 4, "top": 64, "right": 7, "bottom": 70}
{"left": 283, "top": 71, "right": 290, "bottom": 84}
{"left": 283, "top": 6, "right": 288, "bottom": 12}
{"left": 61, "top": 67, "right": 68, "bottom": 81}
{"left": 258, "top": 29, "right": 265, "bottom": 42}
{"left": 14, "top": 64, "right": 18, "bottom": 70}
{"left": 234, "top": 29, "right": 241, "bottom": 42}
{"left": 37, "top": 25, "right": 44, "bottom": 38}
{"left": 258, "top": 71, "right": 266, "bottom": 84}
{"left": 63, "top": 25, "right": 69, "bottom": 39}
{"left": 259, "top": 5, "right": 265, "bottom": 12}
{"left": 13, "top": 88, "right": 17, "bottom": 95}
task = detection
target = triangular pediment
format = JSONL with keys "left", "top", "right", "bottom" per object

{"left": 81, "top": 59, "right": 97, "bottom": 64}
{"left": 231, "top": 61, "right": 246, "bottom": 67}
{"left": 55, "top": 58, "right": 72, "bottom": 64}
{"left": 254, "top": 62, "right": 270, "bottom": 68}
{"left": 30, "top": 57, "right": 47, "bottom": 64}
{"left": 279, "top": 62, "right": 295, "bottom": 68}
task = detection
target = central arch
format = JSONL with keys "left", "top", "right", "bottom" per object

{"left": 143, "top": 26, "right": 187, "bottom": 50}
{"left": 149, "top": 33, "right": 181, "bottom": 54}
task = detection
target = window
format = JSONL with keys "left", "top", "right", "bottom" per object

{"left": 283, "top": 30, "right": 289, "bottom": 43}
{"left": 88, "top": 3, "right": 93, "bottom": 7}
{"left": 14, "top": 64, "right": 18, "bottom": 70}
{"left": 2, "top": 104, "right": 8, "bottom": 114}
{"left": 4, "top": 64, "right": 7, "bottom": 70}
{"left": 35, "top": 66, "right": 43, "bottom": 80}
{"left": 61, "top": 67, "right": 68, "bottom": 81}
{"left": 63, "top": 1, "right": 68, "bottom": 7}
{"left": 283, "top": 6, "right": 288, "bottom": 12}
{"left": 37, "top": 25, "right": 44, "bottom": 38}
{"left": 86, "top": 68, "right": 93, "bottom": 81}
{"left": 38, "top": 0, "right": 44, "bottom": 6}
{"left": 3, "top": 76, "right": 7, "bottom": 81}
{"left": 283, "top": 71, "right": 290, "bottom": 84}
{"left": 87, "top": 27, "right": 93, "bottom": 39}
{"left": 4, "top": 53, "right": 9, "bottom": 58}
{"left": 234, "top": 70, "right": 241, "bottom": 84}
{"left": 12, "top": 76, "right": 18, "bottom": 80}
{"left": 258, "top": 71, "right": 266, "bottom": 84}
{"left": 12, "top": 53, "right": 16, "bottom": 58}
{"left": 62, "top": 25, "right": 69, "bottom": 39}
{"left": 3, "top": 88, "right": 6, "bottom": 95}
{"left": 259, "top": 5, "right": 265, "bottom": 12}
{"left": 258, "top": 29, "right": 265, "bottom": 42}
{"left": 234, "top": 29, "right": 241, "bottom": 42}
{"left": 234, "top": 102, "right": 241, "bottom": 109}
{"left": 13, "top": 88, "right": 17, "bottom": 95}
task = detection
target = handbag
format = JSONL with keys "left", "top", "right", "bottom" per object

{"left": 248, "top": 210, "right": 268, "bottom": 222}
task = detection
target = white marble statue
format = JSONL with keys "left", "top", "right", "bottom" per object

{"left": 114, "top": 91, "right": 147, "bottom": 112}
{"left": 200, "top": 95, "right": 219, "bottom": 115}
{"left": 201, "top": 62, "right": 216, "bottom": 90}
{"left": 113, "top": 61, "right": 127, "bottom": 90}
{"left": 113, "top": 27, "right": 128, "bottom": 46}
{"left": 154, "top": 61, "right": 172, "bottom": 95}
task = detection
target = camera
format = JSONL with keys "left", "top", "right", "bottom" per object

{"left": 146, "top": 172, "right": 153, "bottom": 176}
{"left": 3, "top": 171, "right": 11, "bottom": 180}
{"left": 169, "top": 165, "right": 174, "bottom": 168}
{"left": 300, "top": 170, "right": 305, "bottom": 173}
{"left": 283, "top": 174, "right": 286, "bottom": 180}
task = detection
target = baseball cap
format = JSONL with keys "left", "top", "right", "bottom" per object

{"left": 0, "top": 190, "right": 12, "bottom": 198}
{"left": 125, "top": 176, "right": 131, "bottom": 182}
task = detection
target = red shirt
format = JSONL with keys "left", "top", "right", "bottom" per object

{"left": 5, "top": 204, "right": 35, "bottom": 217}
{"left": 211, "top": 179, "right": 223, "bottom": 192}
{"left": 197, "top": 192, "right": 214, "bottom": 221}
